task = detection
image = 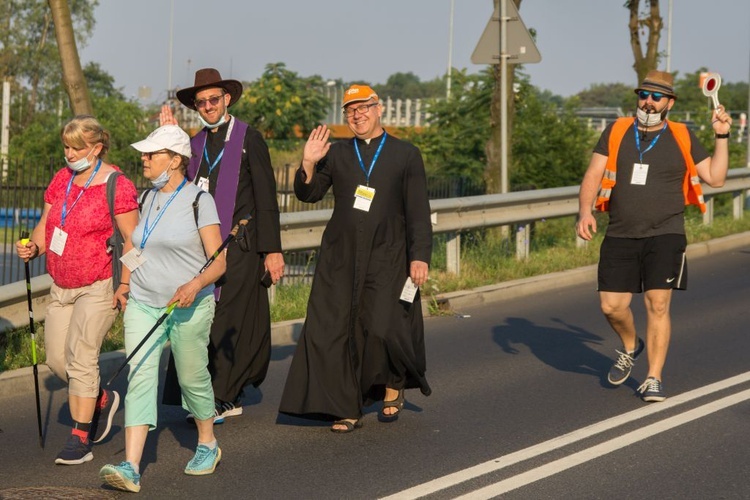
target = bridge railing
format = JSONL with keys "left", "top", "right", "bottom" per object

{"left": 1, "top": 168, "right": 748, "bottom": 332}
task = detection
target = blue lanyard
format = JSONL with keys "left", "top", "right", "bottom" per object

{"left": 633, "top": 119, "right": 668, "bottom": 164}
{"left": 60, "top": 158, "right": 102, "bottom": 228}
{"left": 140, "top": 177, "right": 188, "bottom": 250}
{"left": 353, "top": 132, "right": 387, "bottom": 186}
{"left": 203, "top": 146, "right": 225, "bottom": 176}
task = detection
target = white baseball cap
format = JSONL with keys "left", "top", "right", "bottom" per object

{"left": 131, "top": 125, "right": 191, "bottom": 157}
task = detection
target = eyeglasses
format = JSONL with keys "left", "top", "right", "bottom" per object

{"left": 194, "top": 93, "right": 225, "bottom": 109}
{"left": 637, "top": 90, "right": 667, "bottom": 102}
{"left": 142, "top": 150, "right": 170, "bottom": 160}
{"left": 344, "top": 102, "right": 379, "bottom": 118}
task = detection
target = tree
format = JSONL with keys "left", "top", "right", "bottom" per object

{"left": 625, "top": 0, "right": 663, "bottom": 83}
{"left": 233, "top": 63, "right": 329, "bottom": 141}
{"left": 373, "top": 72, "right": 445, "bottom": 100}
{"left": 49, "top": 0, "right": 92, "bottom": 115}
{"left": 410, "top": 69, "right": 491, "bottom": 182}
{"left": 0, "top": 0, "right": 97, "bottom": 124}
{"left": 511, "top": 77, "right": 595, "bottom": 190}
{"left": 577, "top": 82, "right": 634, "bottom": 112}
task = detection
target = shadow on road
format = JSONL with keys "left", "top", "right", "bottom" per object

{"left": 492, "top": 316, "right": 635, "bottom": 388}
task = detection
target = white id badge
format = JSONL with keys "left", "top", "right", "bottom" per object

{"left": 353, "top": 185, "right": 376, "bottom": 212}
{"left": 120, "top": 247, "right": 147, "bottom": 272}
{"left": 631, "top": 163, "right": 649, "bottom": 185}
{"left": 399, "top": 277, "right": 419, "bottom": 303}
{"left": 197, "top": 177, "right": 210, "bottom": 192}
{"left": 49, "top": 227, "right": 68, "bottom": 256}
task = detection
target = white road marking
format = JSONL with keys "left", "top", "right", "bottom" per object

{"left": 380, "top": 371, "right": 750, "bottom": 500}
{"left": 457, "top": 388, "right": 750, "bottom": 499}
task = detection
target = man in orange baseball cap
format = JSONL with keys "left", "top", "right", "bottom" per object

{"left": 280, "top": 85, "right": 433, "bottom": 432}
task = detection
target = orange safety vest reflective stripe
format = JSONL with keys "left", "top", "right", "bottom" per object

{"left": 595, "top": 117, "right": 706, "bottom": 213}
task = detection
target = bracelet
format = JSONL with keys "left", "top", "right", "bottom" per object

{"left": 715, "top": 132, "right": 730, "bottom": 139}
{"left": 120, "top": 282, "right": 130, "bottom": 286}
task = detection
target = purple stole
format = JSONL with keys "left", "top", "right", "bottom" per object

{"left": 187, "top": 117, "right": 248, "bottom": 241}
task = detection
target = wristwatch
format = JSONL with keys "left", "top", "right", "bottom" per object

{"left": 715, "top": 132, "right": 730, "bottom": 139}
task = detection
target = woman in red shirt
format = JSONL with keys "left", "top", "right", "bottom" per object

{"left": 16, "top": 115, "right": 139, "bottom": 465}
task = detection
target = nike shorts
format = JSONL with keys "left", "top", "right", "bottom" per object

{"left": 597, "top": 234, "right": 687, "bottom": 293}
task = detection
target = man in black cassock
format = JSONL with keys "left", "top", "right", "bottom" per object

{"left": 279, "top": 84, "right": 432, "bottom": 433}
{"left": 162, "top": 68, "right": 285, "bottom": 421}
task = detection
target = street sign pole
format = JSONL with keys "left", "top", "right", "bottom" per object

{"left": 472, "top": 0, "right": 540, "bottom": 195}
{"left": 500, "top": 0, "right": 508, "bottom": 194}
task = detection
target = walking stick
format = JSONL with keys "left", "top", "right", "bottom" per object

{"left": 20, "top": 232, "right": 44, "bottom": 448}
{"left": 106, "top": 215, "right": 251, "bottom": 386}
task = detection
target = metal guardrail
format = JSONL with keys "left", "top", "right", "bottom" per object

{"left": 2, "top": 168, "right": 749, "bottom": 332}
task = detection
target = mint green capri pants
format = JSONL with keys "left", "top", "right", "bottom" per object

{"left": 123, "top": 294, "right": 215, "bottom": 430}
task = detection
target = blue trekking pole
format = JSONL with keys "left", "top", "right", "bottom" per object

{"left": 20, "top": 232, "right": 44, "bottom": 448}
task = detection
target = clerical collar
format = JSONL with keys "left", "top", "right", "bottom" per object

{"left": 358, "top": 130, "right": 385, "bottom": 145}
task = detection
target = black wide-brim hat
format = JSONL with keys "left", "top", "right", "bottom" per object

{"left": 176, "top": 68, "right": 243, "bottom": 110}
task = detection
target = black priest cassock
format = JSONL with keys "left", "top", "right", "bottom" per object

{"left": 279, "top": 132, "right": 433, "bottom": 421}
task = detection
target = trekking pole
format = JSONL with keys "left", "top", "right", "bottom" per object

{"left": 20, "top": 232, "right": 44, "bottom": 448}
{"left": 106, "top": 215, "right": 251, "bottom": 386}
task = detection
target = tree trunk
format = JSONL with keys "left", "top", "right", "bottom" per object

{"left": 627, "top": 0, "right": 663, "bottom": 83}
{"left": 48, "top": 0, "right": 92, "bottom": 116}
{"left": 484, "top": 0, "right": 521, "bottom": 195}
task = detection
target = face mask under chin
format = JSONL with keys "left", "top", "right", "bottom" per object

{"left": 636, "top": 106, "right": 669, "bottom": 127}
{"left": 199, "top": 113, "right": 227, "bottom": 130}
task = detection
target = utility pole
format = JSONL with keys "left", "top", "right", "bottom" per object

{"left": 446, "top": 0, "right": 455, "bottom": 99}
{"left": 1, "top": 78, "right": 10, "bottom": 180}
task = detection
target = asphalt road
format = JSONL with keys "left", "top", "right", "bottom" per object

{"left": 1, "top": 245, "right": 750, "bottom": 499}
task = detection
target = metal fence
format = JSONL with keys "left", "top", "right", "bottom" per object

{"left": 0, "top": 158, "right": 483, "bottom": 286}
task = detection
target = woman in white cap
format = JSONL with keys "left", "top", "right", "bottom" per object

{"left": 99, "top": 125, "right": 226, "bottom": 492}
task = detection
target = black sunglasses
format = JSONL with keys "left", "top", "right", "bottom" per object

{"left": 637, "top": 90, "right": 667, "bottom": 102}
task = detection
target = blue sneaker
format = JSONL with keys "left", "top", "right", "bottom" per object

{"left": 54, "top": 435, "right": 93, "bottom": 465}
{"left": 608, "top": 337, "right": 645, "bottom": 386}
{"left": 184, "top": 444, "right": 221, "bottom": 475}
{"left": 637, "top": 377, "right": 666, "bottom": 402}
{"left": 100, "top": 461, "right": 141, "bottom": 493}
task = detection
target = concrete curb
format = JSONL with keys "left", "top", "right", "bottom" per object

{"left": 2, "top": 232, "right": 749, "bottom": 399}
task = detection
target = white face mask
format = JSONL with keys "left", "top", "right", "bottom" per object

{"left": 636, "top": 106, "right": 669, "bottom": 127}
{"left": 65, "top": 146, "right": 96, "bottom": 172}
{"left": 199, "top": 113, "right": 227, "bottom": 130}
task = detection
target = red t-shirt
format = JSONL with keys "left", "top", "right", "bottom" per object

{"left": 44, "top": 166, "right": 138, "bottom": 289}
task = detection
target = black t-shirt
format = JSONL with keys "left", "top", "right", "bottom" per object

{"left": 594, "top": 120, "right": 709, "bottom": 238}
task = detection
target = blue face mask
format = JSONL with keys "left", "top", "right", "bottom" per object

{"left": 150, "top": 167, "right": 172, "bottom": 189}
{"left": 199, "top": 113, "right": 227, "bottom": 130}
{"left": 65, "top": 146, "right": 96, "bottom": 172}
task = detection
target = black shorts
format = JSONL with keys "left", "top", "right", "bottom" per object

{"left": 598, "top": 234, "right": 687, "bottom": 293}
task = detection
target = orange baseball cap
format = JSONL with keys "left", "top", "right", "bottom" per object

{"left": 342, "top": 84, "right": 379, "bottom": 107}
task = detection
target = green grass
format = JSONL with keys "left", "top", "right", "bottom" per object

{"left": 4, "top": 210, "right": 750, "bottom": 372}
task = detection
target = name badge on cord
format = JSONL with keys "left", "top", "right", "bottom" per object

{"left": 353, "top": 185, "right": 376, "bottom": 212}
{"left": 631, "top": 163, "right": 649, "bottom": 185}
{"left": 197, "top": 177, "right": 210, "bottom": 192}
{"left": 49, "top": 227, "right": 68, "bottom": 256}
{"left": 120, "top": 247, "right": 147, "bottom": 272}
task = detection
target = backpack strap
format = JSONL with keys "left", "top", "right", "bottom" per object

{"left": 106, "top": 172, "right": 122, "bottom": 227}
{"left": 192, "top": 190, "right": 204, "bottom": 227}
{"left": 138, "top": 189, "right": 151, "bottom": 213}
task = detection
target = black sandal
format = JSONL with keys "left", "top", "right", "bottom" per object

{"left": 330, "top": 418, "right": 363, "bottom": 433}
{"left": 378, "top": 389, "right": 404, "bottom": 423}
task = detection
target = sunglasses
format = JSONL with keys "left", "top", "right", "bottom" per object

{"left": 194, "top": 93, "right": 225, "bottom": 109}
{"left": 142, "top": 150, "right": 170, "bottom": 160}
{"left": 637, "top": 90, "right": 667, "bottom": 102}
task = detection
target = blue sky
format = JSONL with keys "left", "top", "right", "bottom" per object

{"left": 80, "top": 0, "right": 750, "bottom": 104}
